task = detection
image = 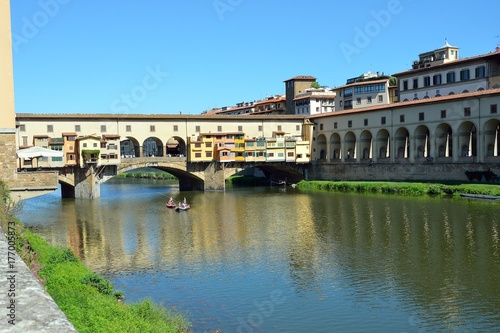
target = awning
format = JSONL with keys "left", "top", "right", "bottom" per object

{"left": 17, "top": 146, "right": 63, "bottom": 159}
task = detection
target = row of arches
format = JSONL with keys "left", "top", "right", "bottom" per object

{"left": 316, "top": 120, "right": 500, "bottom": 162}
{"left": 120, "top": 136, "right": 187, "bottom": 158}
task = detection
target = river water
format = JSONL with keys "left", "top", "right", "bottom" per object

{"left": 17, "top": 178, "right": 500, "bottom": 332}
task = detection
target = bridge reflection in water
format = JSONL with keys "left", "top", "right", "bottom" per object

{"left": 19, "top": 179, "right": 500, "bottom": 332}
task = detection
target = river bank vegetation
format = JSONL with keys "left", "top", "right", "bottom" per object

{"left": 116, "top": 169, "right": 176, "bottom": 180}
{"left": 295, "top": 180, "right": 500, "bottom": 197}
{"left": 0, "top": 180, "right": 190, "bottom": 333}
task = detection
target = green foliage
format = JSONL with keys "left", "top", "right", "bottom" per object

{"left": 310, "top": 81, "right": 321, "bottom": 89}
{"left": 295, "top": 180, "right": 500, "bottom": 197}
{"left": 81, "top": 273, "right": 114, "bottom": 295}
{"left": 116, "top": 171, "right": 176, "bottom": 180}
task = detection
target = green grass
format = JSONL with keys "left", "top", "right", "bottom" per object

{"left": 116, "top": 170, "right": 177, "bottom": 180}
{"left": 0, "top": 180, "right": 190, "bottom": 333}
{"left": 296, "top": 180, "right": 500, "bottom": 197}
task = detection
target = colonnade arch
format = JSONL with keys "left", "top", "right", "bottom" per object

{"left": 120, "top": 136, "right": 187, "bottom": 158}
{"left": 317, "top": 134, "right": 327, "bottom": 160}
{"left": 314, "top": 116, "right": 500, "bottom": 163}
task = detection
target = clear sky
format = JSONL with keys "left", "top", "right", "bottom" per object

{"left": 9, "top": 0, "right": 500, "bottom": 115}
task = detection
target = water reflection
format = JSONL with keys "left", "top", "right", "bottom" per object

{"left": 19, "top": 179, "right": 500, "bottom": 332}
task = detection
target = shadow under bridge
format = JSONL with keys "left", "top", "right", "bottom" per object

{"left": 116, "top": 157, "right": 204, "bottom": 191}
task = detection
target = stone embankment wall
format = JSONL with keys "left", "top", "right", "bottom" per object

{"left": 307, "top": 162, "right": 499, "bottom": 182}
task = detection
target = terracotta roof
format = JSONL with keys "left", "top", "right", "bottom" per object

{"left": 284, "top": 75, "right": 316, "bottom": 82}
{"left": 310, "top": 88, "right": 500, "bottom": 119}
{"left": 62, "top": 132, "right": 77, "bottom": 136}
{"left": 199, "top": 131, "right": 245, "bottom": 136}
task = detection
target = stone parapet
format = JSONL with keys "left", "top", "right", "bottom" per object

{"left": 0, "top": 225, "right": 77, "bottom": 332}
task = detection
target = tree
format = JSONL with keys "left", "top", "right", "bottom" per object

{"left": 310, "top": 82, "right": 321, "bottom": 89}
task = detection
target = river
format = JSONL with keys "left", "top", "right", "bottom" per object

{"left": 17, "top": 178, "right": 500, "bottom": 332}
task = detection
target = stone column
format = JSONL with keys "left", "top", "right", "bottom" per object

{"left": 74, "top": 166, "right": 101, "bottom": 199}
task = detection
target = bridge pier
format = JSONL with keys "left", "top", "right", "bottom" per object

{"left": 73, "top": 165, "right": 101, "bottom": 199}
{"left": 203, "top": 162, "right": 226, "bottom": 191}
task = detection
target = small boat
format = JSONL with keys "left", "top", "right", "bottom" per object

{"left": 460, "top": 193, "right": 500, "bottom": 200}
{"left": 175, "top": 203, "right": 190, "bottom": 211}
{"left": 166, "top": 199, "right": 176, "bottom": 208}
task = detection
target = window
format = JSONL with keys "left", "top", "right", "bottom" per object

{"left": 460, "top": 69, "right": 470, "bottom": 81}
{"left": 195, "top": 152, "right": 201, "bottom": 158}
{"left": 238, "top": 125, "right": 243, "bottom": 132}
{"left": 378, "top": 95, "right": 383, "bottom": 102}
{"left": 100, "top": 142, "right": 106, "bottom": 149}
{"left": 93, "top": 143, "right": 98, "bottom": 148}
{"left": 344, "top": 88, "right": 352, "bottom": 97}
{"left": 403, "top": 80, "right": 408, "bottom": 90}
{"left": 83, "top": 143, "right": 87, "bottom": 148}
{"left": 354, "top": 86, "right": 363, "bottom": 94}
{"left": 19, "top": 125, "right": 25, "bottom": 132}
{"left": 47, "top": 125, "right": 53, "bottom": 132}
{"left": 205, "top": 151, "right": 212, "bottom": 158}
{"left": 419, "top": 112, "right": 424, "bottom": 121}
{"left": 258, "top": 125, "right": 263, "bottom": 131}
{"left": 126, "top": 125, "right": 131, "bottom": 132}
{"left": 22, "top": 136, "right": 28, "bottom": 146}
{"left": 217, "top": 126, "right": 222, "bottom": 132}
{"left": 195, "top": 125, "right": 200, "bottom": 132}
{"left": 364, "top": 85, "right": 374, "bottom": 93}
{"left": 381, "top": 116, "right": 386, "bottom": 125}
{"left": 447, "top": 71, "right": 455, "bottom": 83}
{"left": 173, "top": 125, "right": 178, "bottom": 132}
{"left": 413, "top": 78, "right": 419, "bottom": 89}
{"left": 400, "top": 115, "right": 405, "bottom": 123}
{"left": 316, "top": 107, "right": 319, "bottom": 112}
{"left": 348, "top": 120, "right": 352, "bottom": 128}
{"left": 334, "top": 122, "right": 338, "bottom": 129}
{"left": 441, "top": 110, "right": 446, "bottom": 119}
{"left": 277, "top": 125, "right": 282, "bottom": 131}
{"left": 491, "top": 104, "right": 498, "bottom": 114}
{"left": 194, "top": 143, "right": 201, "bottom": 148}
{"left": 375, "top": 83, "right": 385, "bottom": 92}
{"left": 287, "top": 152, "right": 294, "bottom": 157}
{"left": 475, "top": 66, "right": 486, "bottom": 78}
{"left": 75, "top": 125, "right": 81, "bottom": 132}
{"left": 101, "top": 125, "right": 107, "bottom": 132}
{"left": 433, "top": 74, "right": 442, "bottom": 85}
{"left": 364, "top": 119, "right": 368, "bottom": 126}
{"left": 320, "top": 124, "right": 324, "bottom": 130}
{"left": 464, "top": 107, "right": 471, "bottom": 117}
{"left": 150, "top": 125, "right": 155, "bottom": 132}
{"left": 206, "top": 142, "right": 212, "bottom": 148}
{"left": 423, "top": 76, "right": 431, "bottom": 87}
{"left": 367, "top": 96, "right": 372, "bottom": 103}
{"left": 356, "top": 98, "right": 361, "bottom": 105}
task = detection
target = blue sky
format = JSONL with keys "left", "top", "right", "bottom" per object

{"left": 9, "top": 0, "right": 500, "bottom": 115}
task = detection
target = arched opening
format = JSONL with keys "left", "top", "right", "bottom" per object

{"left": 120, "top": 137, "right": 140, "bottom": 158}
{"left": 166, "top": 136, "right": 186, "bottom": 157}
{"left": 360, "top": 130, "right": 373, "bottom": 160}
{"left": 395, "top": 127, "right": 410, "bottom": 159}
{"left": 330, "top": 133, "right": 341, "bottom": 160}
{"left": 143, "top": 137, "right": 164, "bottom": 157}
{"left": 436, "top": 123, "right": 452, "bottom": 158}
{"left": 376, "top": 129, "right": 390, "bottom": 159}
{"left": 458, "top": 121, "right": 477, "bottom": 157}
{"left": 484, "top": 119, "right": 500, "bottom": 157}
{"left": 414, "top": 125, "right": 430, "bottom": 158}
{"left": 344, "top": 132, "right": 356, "bottom": 160}
{"left": 316, "top": 134, "right": 327, "bottom": 160}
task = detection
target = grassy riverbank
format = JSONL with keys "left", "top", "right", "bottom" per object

{"left": 116, "top": 169, "right": 176, "bottom": 180}
{"left": 295, "top": 180, "right": 500, "bottom": 196}
{"left": 0, "top": 181, "right": 190, "bottom": 333}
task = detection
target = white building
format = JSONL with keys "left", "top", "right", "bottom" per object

{"left": 333, "top": 72, "right": 394, "bottom": 111}
{"left": 294, "top": 87, "right": 336, "bottom": 115}
{"left": 394, "top": 41, "right": 500, "bottom": 102}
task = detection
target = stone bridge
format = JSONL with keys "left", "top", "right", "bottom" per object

{"left": 56, "top": 156, "right": 308, "bottom": 198}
